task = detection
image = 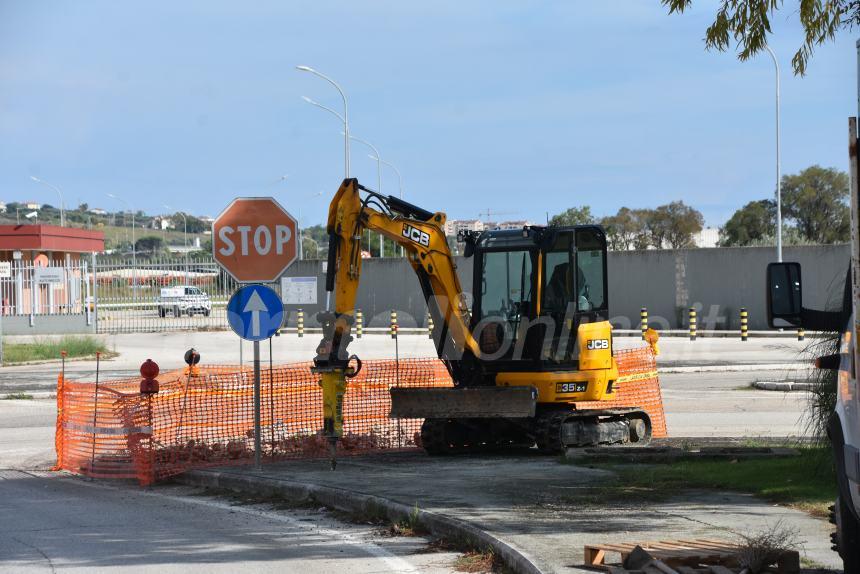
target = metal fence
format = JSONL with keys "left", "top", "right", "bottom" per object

{"left": 0, "top": 260, "right": 92, "bottom": 324}
{"left": 93, "top": 256, "right": 258, "bottom": 334}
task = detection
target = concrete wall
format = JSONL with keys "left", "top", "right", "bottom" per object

{"left": 282, "top": 244, "right": 851, "bottom": 331}
{"left": 2, "top": 314, "right": 95, "bottom": 336}
{"left": 607, "top": 244, "right": 850, "bottom": 330}
{"left": 280, "top": 258, "right": 470, "bottom": 329}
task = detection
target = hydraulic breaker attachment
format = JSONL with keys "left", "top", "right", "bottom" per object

{"left": 317, "top": 369, "right": 347, "bottom": 469}
{"left": 312, "top": 351, "right": 361, "bottom": 470}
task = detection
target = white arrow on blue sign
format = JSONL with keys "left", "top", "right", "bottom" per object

{"left": 227, "top": 284, "right": 284, "bottom": 341}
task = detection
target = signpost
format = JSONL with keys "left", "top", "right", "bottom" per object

{"left": 227, "top": 284, "right": 284, "bottom": 468}
{"left": 214, "top": 197, "right": 299, "bottom": 469}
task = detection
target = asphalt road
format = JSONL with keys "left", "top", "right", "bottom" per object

{"left": 0, "top": 363, "right": 812, "bottom": 573}
{"left": 0, "top": 471, "right": 460, "bottom": 573}
{"left": 0, "top": 333, "right": 811, "bottom": 396}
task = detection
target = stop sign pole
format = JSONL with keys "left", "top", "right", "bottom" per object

{"left": 213, "top": 198, "right": 298, "bottom": 469}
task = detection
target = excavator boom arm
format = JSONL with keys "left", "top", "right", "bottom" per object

{"left": 314, "top": 179, "right": 481, "bottom": 370}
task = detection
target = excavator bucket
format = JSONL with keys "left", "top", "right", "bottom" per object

{"left": 389, "top": 386, "right": 537, "bottom": 419}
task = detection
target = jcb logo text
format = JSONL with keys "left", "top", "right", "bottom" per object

{"left": 402, "top": 225, "right": 430, "bottom": 247}
{"left": 586, "top": 339, "right": 609, "bottom": 350}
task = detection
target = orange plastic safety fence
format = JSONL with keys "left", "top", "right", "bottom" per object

{"left": 575, "top": 346, "right": 668, "bottom": 438}
{"left": 54, "top": 348, "right": 664, "bottom": 486}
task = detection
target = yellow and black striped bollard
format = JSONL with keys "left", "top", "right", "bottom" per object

{"left": 355, "top": 309, "right": 363, "bottom": 339}
{"left": 427, "top": 311, "right": 434, "bottom": 339}
{"left": 390, "top": 310, "right": 398, "bottom": 339}
{"left": 640, "top": 307, "right": 648, "bottom": 340}
{"left": 297, "top": 308, "right": 304, "bottom": 338}
{"left": 688, "top": 307, "right": 697, "bottom": 341}
{"left": 740, "top": 308, "right": 749, "bottom": 342}
{"left": 797, "top": 327, "right": 805, "bottom": 341}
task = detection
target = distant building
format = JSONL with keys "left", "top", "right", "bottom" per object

{"left": 693, "top": 227, "right": 720, "bottom": 248}
{"left": 151, "top": 216, "right": 175, "bottom": 230}
{"left": 0, "top": 202, "right": 6, "bottom": 214}
{"left": 198, "top": 215, "right": 215, "bottom": 224}
{"left": 494, "top": 220, "right": 533, "bottom": 231}
{"left": 24, "top": 201, "right": 41, "bottom": 210}
{"left": 89, "top": 208, "right": 107, "bottom": 216}
{"left": 0, "top": 224, "right": 104, "bottom": 263}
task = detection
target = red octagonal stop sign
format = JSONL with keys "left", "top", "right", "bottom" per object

{"left": 213, "top": 197, "right": 298, "bottom": 283}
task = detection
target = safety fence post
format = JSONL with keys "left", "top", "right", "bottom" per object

{"left": 797, "top": 327, "right": 805, "bottom": 341}
{"left": 740, "top": 308, "right": 748, "bottom": 341}
{"left": 355, "top": 309, "right": 363, "bottom": 339}
{"left": 390, "top": 310, "right": 397, "bottom": 339}
{"left": 640, "top": 307, "right": 648, "bottom": 340}
{"left": 427, "top": 310, "right": 434, "bottom": 339}
{"left": 297, "top": 309, "right": 304, "bottom": 338}
{"left": 688, "top": 307, "right": 697, "bottom": 341}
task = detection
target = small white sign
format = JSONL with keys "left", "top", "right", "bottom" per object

{"left": 281, "top": 276, "right": 317, "bottom": 305}
{"left": 35, "top": 267, "right": 64, "bottom": 283}
{"left": 0, "top": 262, "right": 11, "bottom": 279}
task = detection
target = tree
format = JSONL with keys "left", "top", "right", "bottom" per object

{"left": 301, "top": 235, "right": 319, "bottom": 260}
{"left": 600, "top": 207, "right": 652, "bottom": 251}
{"left": 549, "top": 206, "right": 594, "bottom": 226}
{"left": 183, "top": 214, "right": 207, "bottom": 234}
{"left": 663, "top": 0, "right": 856, "bottom": 75}
{"left": 647, "top": 201, "right": 704, "bottom": 249}
{"left": 135, "top": 235, "right": 165, "bottom": 254}
{"left": 719, "top": 199, "right": 776, "bottom": 246}
{"left": 782, "top": 165, "right": 850, "bottom": 244}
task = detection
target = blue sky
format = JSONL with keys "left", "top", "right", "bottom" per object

{"left": 0, "top": 1, "right": 854, "bottom": 227}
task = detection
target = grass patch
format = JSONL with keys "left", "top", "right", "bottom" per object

{"left": 1, "top": 393, "right": 34, "bottom": 400}
{"left": 579, "top": 447, "right": 836, "bottom": 517}
{"left": 2, "top": 336, "right": 110, "bottom": 364}
{"left": 454, "top": 550, "right": 511, "bottom": 573}
{"left": 387, "top": 503, "right": 425, "bottom": 537}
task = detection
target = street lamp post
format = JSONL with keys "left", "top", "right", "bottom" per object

{"left": 107, "top": 193, "right": 137, "bottom": 299}
{"left": 296, "top": 66, "right": 350, "bottom": 178}
{"left": 297, "top": 191, "right": 323, "bottom": 260}
{"left": 764, "top": 45, "right": 782, "bottom": 262}
{"left": 369, "top": 155, "right": 403, "bottom": 199}
{"left": 369, "top": 154, "right": 405, "bottom": 256}
{"left": 30, "top": 176, "right": 65, "bottom": 227}
{"left": 348, "top": 135, "right": 384, "bottom": 257}
{"left": 164, "top": 205, "right": 188, "bottom": 284}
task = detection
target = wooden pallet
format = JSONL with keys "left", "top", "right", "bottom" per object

{"left": 584, "top": 538, "right": 800, "bottom": 574}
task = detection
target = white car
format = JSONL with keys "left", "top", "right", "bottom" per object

{"left": 157, "top": 286, "right": 212, "bottom": 317}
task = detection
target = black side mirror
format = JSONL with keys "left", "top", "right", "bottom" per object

{"left": 766, "top": 262, "right": 803, "bottom": 328}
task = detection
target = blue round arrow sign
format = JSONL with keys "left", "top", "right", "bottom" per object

{"left": 227, "top": 284, "right": 284, "bottom": 341}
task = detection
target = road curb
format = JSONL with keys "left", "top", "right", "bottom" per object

{"left": 614, "top": 330, "right": 811, "bottom": 338}
{"left": 177, "top": 468, "right": 545, "bottom": 574}
{"left": 752, "top": 380, "right": 814, "bottom": 392}
{"left": 0, "top": 392, "right": 54, "bottom": 400}
{"left": 658, "top": 362, "right": 810, "bottom": 373}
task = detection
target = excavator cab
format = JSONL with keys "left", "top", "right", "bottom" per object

{"left": 468, "top": 226, "right": 608, "bottom": 369}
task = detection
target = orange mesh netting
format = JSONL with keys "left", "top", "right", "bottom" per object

{"left": 575, "top": 346, "right": 668, "bottom": 438}
{"left": 54, "top": 348, "right": 665, "bottom": 485}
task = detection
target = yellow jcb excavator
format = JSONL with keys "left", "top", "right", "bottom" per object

{"left": 311, "top": 178, "right": 653, "bottom": 462}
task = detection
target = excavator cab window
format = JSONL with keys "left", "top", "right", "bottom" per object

{"left": 539, "top": 227, "right": 608, "bottom": 364}
{"left": 476, "top": 248, "right": 534, "bottom": 357}
{"left": 575, "top": 228, "right": 607, "bottom": 316}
